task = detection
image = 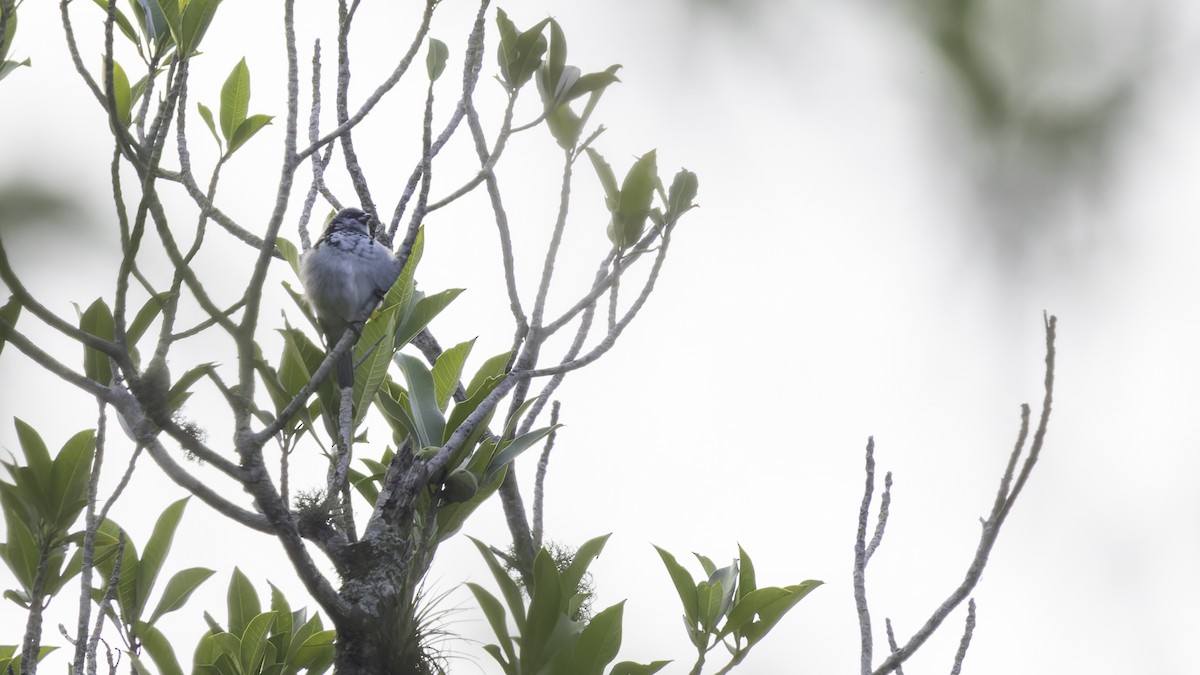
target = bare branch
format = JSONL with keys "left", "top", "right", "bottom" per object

{"left": 296, "top": 0, "right": 438, "bottom": 163}
{"left": 871, "top": 315, "right": 1057, "bottom": 675}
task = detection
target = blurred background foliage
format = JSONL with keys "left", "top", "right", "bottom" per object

{"left": 675, "top": 0, "right": 1158, "bottom": 253}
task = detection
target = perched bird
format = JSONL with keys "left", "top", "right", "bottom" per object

{"left": 300, "top": 207, "right": 398, "bottom": 387}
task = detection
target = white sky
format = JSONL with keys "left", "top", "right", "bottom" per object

{"left": 3, "top": 1, "right": 1200, "bottom": 673}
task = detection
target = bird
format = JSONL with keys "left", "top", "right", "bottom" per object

{"left": 300, "top": 207, "right": 399, "bottom": 388}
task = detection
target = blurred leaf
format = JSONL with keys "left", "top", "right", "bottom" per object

{"left": 609, "top": 150, "right": 658, "bottom": 249}
{"left": 126, "top": 292, "right": 171, "bottom": 350}
{"left": 0, "top": 58, "right": 28, "bottom": 82}
{"left": 486, "top": 424, "right": 558, "bottom": 480}
{"left": 48, "top": 429, "right": 94, "bottom": 533}
{"left": 586, "top": 149, "right": 620, "bottom": 212}
{"left": 496, "top": 9, "right": 550, "bottom": 90}
{"left": 220, "top": 57, "right": 250, "bottom": 143}
{"left": 666, "top": 169, "right": 698, "bottom": 221}
{"left": 609, "top": 661, "right": 671, "bottom": 675}
{"left": 80, "top": 297, "right": 115, "bottom": 384}
{"left": 426, "top": 37, "right": 448, "bottom": 82}
{"left": 104, "top": 58, "right": 132, "bottom": 125}
{"left": 0, "top": 295, "right": 19, "bottom": 357}
{"left": 545, "top": 102, "right": 582, "bottom": 150}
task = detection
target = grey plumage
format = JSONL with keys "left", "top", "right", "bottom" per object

{"left": 301, "top": 208, "right": 399, "bottom": 387}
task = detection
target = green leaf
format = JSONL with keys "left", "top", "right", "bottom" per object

{"left": 179, "top": 0, "right": 221, "bottom": 55}
{"left": 219, "top": 57, "right": 251, "bottom": 143}
{"left": 394, "top": 353, "right": 446, "bottom": 448}
{"left": 545, "top": 19, "right": 566, "bottom": 97}
{"left": 426, "top": 37, "right": 448, "bottom": 82}
{"left": 695, "top": 580, "right": 720, "bottom": 633}
{"left": 609, "top": 150, "right": 658, "bottom": 249}
{"left": 135, "top": 498, "right": 189, "bottom": 620}
{"left": 138, "top": 621, "right": 184, "bottom": 675}
{"left": 91, "top": 1, "right": 141, "bottom": 46}
{"left": 652, "top": 545, "right": 698, "bottom": 624}
{"left": 667, "top": 169, "right": 699, "bottom": 221}
{"left": 545, "top": 102, "right": 582, "bottom": 150}
{"left": 275, "top": 236, "right": 300, "bottom": 275}
{"left": 227, "top": 567, "right": 262, "bottom": 638}
{"left": 267, "top": 583, "right": 294, "bottom": 641}
{"left": 1, "top": 5, "right": 16, "bottom": 63}
{"left": 693, "top": 553, "right": 716, "bottom": 578}
{"left": 496, "top": 10, "right": 550, "bottom": 89}
{"left": 522, "top": 549, "right": 564, "bottom": 668}
{"left": 80, "top": 297, "right": 115, "bottom": 384}
{"left": 128, "top": 0, "right": 168, "bottom": 45}
{"left": 565, "top": 68, "right": 621, "bottom": 104}
{"left": 737, "top": 545, "right": 756, "bottom": 605}
{"left": 156, "top": 0, "right": 183, "bottom": 47}
{"left": 239, "top": 611, "right": 277, "bottom": 675}
{"left": 560, "top": 534, "right": 610, "bottom": 600}
{"left": 0, "top": 58, "right": 29, "bottom": 83}
{"left": 126, "top": 292, "right": 171, "bottom": 349}
{"left": 0, "top": 515, "right": 38, "bottom": 591}
{"left": 720, "top": 580, "right": 823, "bottom": 646}
{"left": 572, "top": 600, "right": 624, "bottom": 673}
{"left": 586, "top": 148, "right": 620, "bottom": 212}
{"left": 166, "top": 363, "right": 215, "bottom": 413}
{"left": 149, "top": 567, "right": 215, "bottom": 623}
{"left": 227, "top": 113, "right": 273, "bottom": 156}
{"left": 48, "top": 429, "right": 95, "bottom": 534}
{"left": 465, "top": 351, "right": 512, "bottom": 398}
{"left": 105, "top": 59, "right": 132, "bottom": 124}
{"left": 352, "top": 304, "right": 400, "bottom": 430}
{"left": 431, "top": 339, "right": 474, "bottom": 411}
{"left": 469, "top": 537, "right": 526, "bottom": 633}
{"left": 609, "top": 661, "right": 671, "bottom": 675}
{"left": 0, "top": 295, "right": 21, "bottom": 357}
{"left": 466, "top": 582, "right": 516, "bottom": 665}
{"left": 197, "top": 102, "right": 222, "bottom": 148}
{"left": 486, "top": 424, "right": 558, "bottom": 480}
{"left": 708, "top": 561, "right": 739, "bottom": 630}
{"left": 393, "top": 288, "right": 464, "bottom": 349}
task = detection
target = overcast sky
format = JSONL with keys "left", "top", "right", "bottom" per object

{"left": 3, "top": 1, "right": 1200, "bottom": 673}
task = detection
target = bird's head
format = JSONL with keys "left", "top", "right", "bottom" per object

{"left": 329, "top": 207, "right": 375, "bottom": 236}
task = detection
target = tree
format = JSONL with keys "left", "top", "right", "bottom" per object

{"left": 0, "top": 1, "right": 1056, "bottom": 674}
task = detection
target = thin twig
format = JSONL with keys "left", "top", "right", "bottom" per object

{"left": 531, "top": 402, "right": 560, "bottom": 549}
{"left": 854, "top": 436, "right": 877, "bottom": 675}
{"left": 949, "top": 599, "right": 977, "bottom": 675}
{"left": 865, "top": 471, "right": 892, "bottom": 564}
{"left": 885, "top": 619, "right": 905, "bottom": 675}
